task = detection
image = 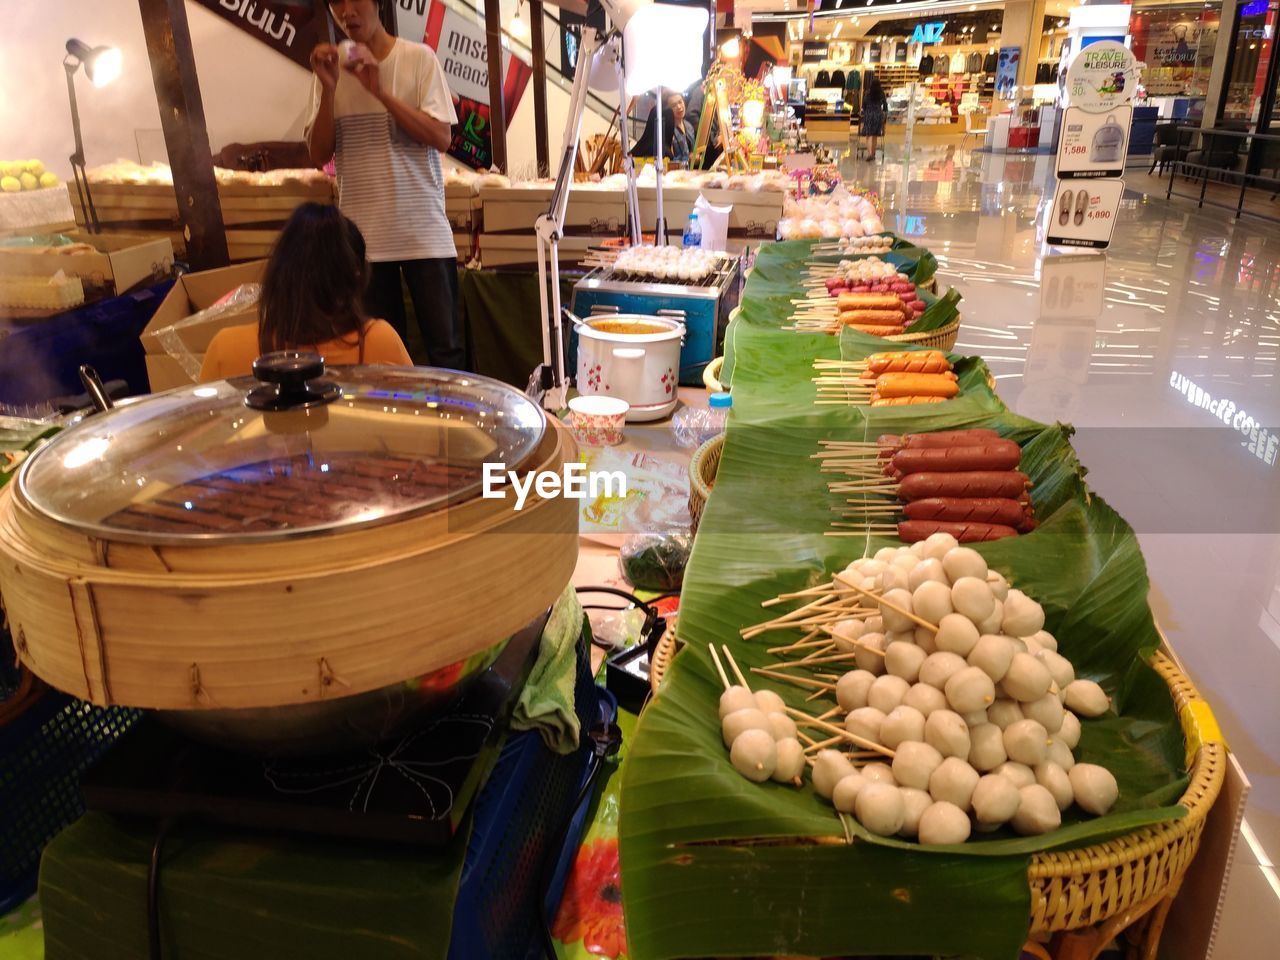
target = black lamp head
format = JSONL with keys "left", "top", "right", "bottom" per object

{"left": 65, "top": 38, "right": 123, "bottom": 87}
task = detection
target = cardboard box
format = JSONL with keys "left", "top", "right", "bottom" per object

{"left": 0, "top": 232, "right": 174, "bottom": 302}
{"left": 479, "top": 186, "right": 624, "bottom": 236}
{"left": 636, "top": 186, "right": 784, "bottom": 243}
{"left": 140, "top": 260, "right": 265, "bottom": 391}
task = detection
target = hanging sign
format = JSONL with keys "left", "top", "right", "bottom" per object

{"left": 1064, "top": 40, "right": 1139, "bottom": 113}
{"left": 422, "top": 0, "right": 533, "bottom": 169}
{"left": 1055, "top": 104, "right": 1132, "bottom": 179}
{"left": 1045, "top": 179, "right": 1124, "bottom": 249}
{"left": 193, "top": 0, "right": 324, "bottom": 69}
{"left": 911, "top": 23, "right": 946, "bottom": 45}
{"left": 803, "top": 42, "right": 829, "bottom": 63}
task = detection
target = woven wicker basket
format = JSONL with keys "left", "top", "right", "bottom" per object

{"left": 688, "top": 434, "right": 725, "bottom": 535}
{"left": 702, "top": 356, "right": 726, "bottom": 393}
{"left": 888, "top": 313, "right": 961, "bottom": 352}
{"left": 646, "top": 636, "right": 1224, "bottom": 944}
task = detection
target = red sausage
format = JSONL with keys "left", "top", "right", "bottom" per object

{"left": 897, "top": 471, "right": 1031, "bottom": 501}
{"left": 903, "top": 497, "right": 1028, "bottom": 527}
{"left": 890, "top": 440, "right": 1022, "bottom": 475}
{"left": 898, "top": 520, "right": 1019, "bottom": 543}
{"left": 900, "top": 429, "right": 1001, "bottom": 449}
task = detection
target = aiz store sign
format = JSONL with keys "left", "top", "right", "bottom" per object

{"left": 911, "top": 22, "right": 946, "bottom": 44}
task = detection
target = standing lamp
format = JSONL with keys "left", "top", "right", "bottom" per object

{"left": 532, "top": 0, "right": 709, "bottom": 412}
{"left": 64, "top": 38, "right": 123, "bottom": 234}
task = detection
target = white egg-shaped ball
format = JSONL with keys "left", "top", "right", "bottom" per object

{"left": 864, "top": 616, "right": 884, "bottom": 635}
{"left": 925, "top": 709, "right": 971, "bottom": 759}
{"left": 836, "top": 669, "right": 877, "bottom": 712}
{"left": 945, "top": 666, "right": 997, "bottom": 714}
{"left": 855, "top": 632, "right": 888, "bottom": 675}
{"left": 730, "top": 729, "right": 777, "bottom": 782}
{"left": 1003, "top": 652, "right": 1053, "bottom": 702}
{"left": 846, "top": 707, "right": 886, "bottom": 746}
{"left": 1037, "top": 649, "right": 1075, "bottom": 690}
{"left": 722, "top": 708, "right": 771, "bottom": 748}
{"left": 994, "top": 761, "right": 1036, "bottom": 789}
{"left": 1023, "top": 694, "right": 1065, "bottom": 734}
{"left": 972, "top": 773, "right": 1021, "bottom": 826}
{"left": 914, "top": 626, "right": 938, "bottom": 655}
{"left": 861, "top": 761, "right": 896, "bottom": 785}
{"left": 884, "top": 630, "right": 916, "bottom": 649}
{"left": 968, "top": 722, "right": 1008, "bottom": 772}
{"left": 919, "top": 651, "right": 967, "bottom": 690}
{"left": 912, "top": 581, "right": 954, "bottom": 625}
{"left": 935, "top": 613, "right": 981, "bottom": 657}
{"left": 882, "top": 566, "right": 911, "bottom": 594}
{"left": 1057, "top": 711, "right": 1082, "bottom": 750}
{"left": 831, "top": 617, "right": 867, "bottom": 653}
{"left": 880, "top": 589, "right": 917, "bottom": 633}
{"left": 1069, "top": 763, "right": 1119, "bottom": 815}
{"left": 908, "top": 558, "right": 948, "bottom": 592}
{"left": 986, "top": 570, "right": 1010, "bottom": 602}
{"left": 898, "top": 787, "right": 933, "bottom": 838}
{"left": 921, "top": 531, "right": 960, "bottom": 562}
{"left": 942, "top": 546, "right": 987, "bottom": 583}
{"left": 881, "top": 705, "right": 927, "bottom": 750}
{"left": 987, "top": 699, "right": 1024, "bottom": 730}
{"left": 755, "top": 688, "right": 787, "bottom": 716}
{"left": 1029, "top": 629, "right": 1058, "bottom": 653}
{"left": 886, "top": 642, "right": 928, "bottom": 684}
{"left": 978, "top": 598, "right": 1005, "bottom": 636}
{"left": 892, "top": 740, "right": 943, "bottom": 790}
{"left": 918, "top": 801, "right": 972, "bottom": 844}
{"left": 831, "top": 772, "right": 867, "bottom": 813}
{"left": 856, "top": 782, "right": 906, "bottom": 836}
{"left": 771, "top": 737, "right": 807, "bottom": 783}
{"left": 1064, "top": 679, "right": 1110, "bottom": 717}
{"left": 768, "top": 713, "right": 799, "bottom": 741}
{"left": 904, "top": 682, "right": 948, "bottom": 718}
{"left": 719, "top": 685, "right": 757, "bottom": 719}
{"left": 929, "top": 756, "right": 980, "bottom": 812}
{"left": 1035, "top": 762, "right": 1074, "bottom": 811}
{"left": 951, "top": 577, "right": 996, "bottom": 624}
{"left": 868, "top": 675, "right": 911, "bottom": 715}
{"left": 1002, "top": 589, "right": 1046, "bottom": 637}
{"left": 1004, "top": 719, "right": 1051, "bottom": 766}
{"left": 812, "top": 749, "right": 858, "bottom": 798}
{"left": 969, "top": 634, "right": 1016, "bottom": 683}
{"left": 1012, "top": 784, "right": 1062, "bottom": 835}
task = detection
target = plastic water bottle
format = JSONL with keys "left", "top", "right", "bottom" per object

{"left": 682, "top": 212, "right": 702, "bottom": 249}
{"left": 672, "top": 391, "right": 731, "bottom": 448}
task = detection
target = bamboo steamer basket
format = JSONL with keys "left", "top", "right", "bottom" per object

{"left": 0, "top": 357, "right": 579, "bottom": 753}
{"left": 648, "top": 636, "right": 1224, "bottom": 949}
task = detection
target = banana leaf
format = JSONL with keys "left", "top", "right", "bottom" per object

{"left": 618, "top": 244, "right": 1188, "bottom": 960}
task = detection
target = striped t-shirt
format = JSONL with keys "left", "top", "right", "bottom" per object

{"left": 306, "top": 38, "right": 458, "bottom": 262}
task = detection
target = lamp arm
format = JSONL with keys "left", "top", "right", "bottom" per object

{"left": 653, "top": 92, "right": 665, "bottom": 246}
{"left": 613, "top": 46, "right": 640, "bottom": 246}
{"left": 64, "top": 59, "right": 87, "bottom": 165}
{"left": 64, "top": 58, "right": 100, "bottom": 233}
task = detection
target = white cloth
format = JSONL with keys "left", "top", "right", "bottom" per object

{"left": 306, "top": 38, "right": 459, "bottom": 262}
{"left": 950, "top": 51, "right": 967, "bottom": 75}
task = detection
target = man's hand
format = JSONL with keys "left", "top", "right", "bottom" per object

{"left": 345, "top": 46, "right": 380, "bottom": 98}
{"left": 310, "top": 43, "right": 340, "bottom": 91}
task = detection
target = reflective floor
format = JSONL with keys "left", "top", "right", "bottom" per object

{"left": 838, "top": 140, "right": 1280, "bottom": 955}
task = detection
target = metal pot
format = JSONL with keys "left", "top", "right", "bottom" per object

{"left": 575, "top": 314, "right": 685, "bottom": 422}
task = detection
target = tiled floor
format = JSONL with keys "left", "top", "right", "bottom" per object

{"left": 837, "top": 140, "right": 1280, "bottom": 957}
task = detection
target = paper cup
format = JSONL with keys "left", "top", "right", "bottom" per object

{"left": 568, "top": 395, "right": 629, "bottom": 446}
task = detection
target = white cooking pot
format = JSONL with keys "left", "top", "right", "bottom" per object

{"left": 575, "top": 314, "right": 685, "bottom": 422}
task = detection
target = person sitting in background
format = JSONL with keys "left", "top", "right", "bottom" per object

{"left": 199, "top": 203, "right": 411, "bottom": 382}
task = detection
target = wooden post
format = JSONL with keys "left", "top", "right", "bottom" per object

{"left": 137, "top": 0, "right": 229, "bottom": 269}
{"left": 530, "top": 0, "right": 550, "bottom": 178}
{"left": 483, "top": 0, "right": 509, "bottom": 172}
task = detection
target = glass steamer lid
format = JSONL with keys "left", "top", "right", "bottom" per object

{"left": 17, "top": 355, "right": 548, "bottom": 544}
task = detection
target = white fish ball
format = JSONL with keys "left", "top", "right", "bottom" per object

{"left": 855, "top": 632, "right": 888, "bottom": 675}
{"left": 1035, "top": 762, "right": 1074, "bottom": 810}
{"left": 1004, "top": 719, "right": 1051, "bottom": 766}
{"left": 722, "top": 708, "right": 771, "bottom": 747}
{"left": 846, "top": 707, "right": 886, "bottom": 745}
{"left": 882, "top": 566, "right": 911, "bottom": 594}
{"left": 1046, "top": 737, "right": 1076, "bottom": 771}
{"left": 925, "top": 709, "right": 972, "bottom": 759}
{"left": 907, "top": 558, "right": 948, "bottom": 592}
{"left": 945, "top": 666, "right": 997, "bottom": 714}
{"left": 994, "top": 761, "right": 1036, "bottom": 789}
{"left": 1037, "top": 649, "right": 1075, "bottom": 690}
{"left": 836, "top": 670, "right": 877, "bottom": 712}
{"left": 969, "top": 635, "right": 1016, "bottom": 683}
{"left": 951, "top": 577, "right": 996, "bottom": 624}
{"left": 864, "top": 616, "right": 885, "bottom": 635}
{"left": 898, "top": 787, "right": 933, "bottom": 838}
{"left": 1029, "top": 629, "right": 1058, "bottom": 653}
{"left": 972, "top": 773, "right": 1021, "bottom": 826}
{"left": 831, "top": 617, "right": 867, "bottom": 653}
{"left": 771, "top": 737, "right": 807, "bottom": 783}
{"left": 986, "top": 571, "right": 1010, "bottom": 602}
{"left": 880, "top": 589, "right": 917, "bottom": 633}
{"left": 1064, "top": 680, "right": 1110, "bottom": 717}
{"left": 886, "top": 642, "right": 928, "bottom": 684}
{"left": 755, "top": 688, "right": 787, "bottom": 716}
{"left": 987, "top": 699, "right": 1024, "bottom": 730}
{"left": 861, "top": 576, "right": 879, "bottom": 593}
{"left": 861, "top": 559, "right": 888, "bottom": 578}
{"left": 1003, "top": 652, "right": 1053, "bottom": 702}
{"left": 1057, "top": 711, "right": 1082, "bottom": 750}
{"left": 831, "top": 772, "right": 867, "bottom": 813}
{"left": 719, "top": 685, "right": 756, "bottom": 719}
{"left": 881, "top": 705, "right": 926, "bottom": 750}
{"left": 914, "top": 627, "right": 938, "bottom": 655}
{"left": 1002, "top": 589, "right": 1046, "bottom": 637}
{"left": 1022, "top": 634, "right": 1045, "bottom": 657}
{"left": 1023, "top": 694, "right": 1065, "bottom": 734}
{"left": 935, "top": 613, "right": 981, "bottom": 657}
{"left": 862, "top": 761, "right": 896, "bottom": 785}
{"left": 1069, "top": 763, "right": 1119, "bottom": 815}
{"left": 892, "top": 740, "right": 944, "bottom": 790}
{"left": 856, "top": 782, "right": 906, "bottom": 836}
{"left": 961, "top": 710, "right": 989, "bottom": 728}
{"left": 892, "top": 552, "right": 920, "bottom": 572}
{"left": 918, "top": 801, "right": 971, "bottom": 844}
{"left": 873, "top": 547, "right": 898, "bottom": 563}
{"left": 922, "top": 531, "right": 960, "bottom": 561}
{"left": 730, "top": 729, "right": 777, "bottom": 782}
{"left": 912, "top": 581, "right": 954, "bottom": 625}
{"left": 978, "top": 598, "right": 1005, "bottom": 636}
{"left": 919, "top": 651, "right": 967, "bottom": 690}
{"left": 929, "top": 756, "right": 980, "bottom": 812}
{"left": 1012, "top": 784, "right": 1062, "bottom": 835}
{"left": 942, "top": 546, "right": 988, "bottom": 583}
{"left": 812, "top": 749, "right": 858, "bottom": 798}
{"left": 904, "top": 682, "right": 948, "bottom": 718}
{"left": 768, "top": 713, "right": 799, "bottom": 741}
{"left": 868, "top": 675, "right": 911, "bottom": 714}
{"left": 885, "top": 630, "right": 916, "bottom": 648}
{"left": 908, "top": 542, "right": 927, "bottom": 558}
{"left": 968, "top": 722, "right": 1009, "bottom": 772}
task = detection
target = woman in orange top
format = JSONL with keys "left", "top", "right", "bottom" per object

{"left": 200, "top": 203, "right": 412, "bottom": 382}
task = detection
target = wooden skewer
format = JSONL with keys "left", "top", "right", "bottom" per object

{"left": 817, "top": 706, "right": 843, "bottom": 722}
{"left": 750, "top": 667, "right": 834, "bottom": 691}
{"left": 765, "top": 652, "right": 856, "bottom": 673}
{"left": 761, "top": 583, "right": 836, "bottom": 607}
{"left": 721, "top": 645, "right": 751, "bottom": 689}
{"left": 784, "top": 707, "right": 895, "bottom": 758}
{"left": 827, "top": 530, "right": 898, "bottom": 537}
{"left": 794, "top": 642, "right": 840, "bottom": 663}
{"left": 708, "top": 644, "right": 731, "bottom": 691}
{"left": 803, "top": 734, "right": 846, "bottom": 753}
{"left": 805, "top": 687, "right": 831, "bottom": 703}
{"left": 840, "top": 580, "right": 939, "bottom": 634}
{"left": 795, "top": 728, "right": 818, "bottom": 747}
{"left": 767, "top": 636, "right": 833, "bottom": 655}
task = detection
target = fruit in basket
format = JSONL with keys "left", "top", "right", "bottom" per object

{"left": 25, "top": 159, "right": 45, "bottom": 176}
{"left": 19, "top": 172, "right": 37, "bottom": 191}
{"left": 1, "top": 176, "right": 20, "bottom": 193}
{"left": 39, "top": 172, "right": 59, "bottom": 188}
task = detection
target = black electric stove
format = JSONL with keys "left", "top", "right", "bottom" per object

{"left": 82, "top": 611, "right": 549, "bottom": 847}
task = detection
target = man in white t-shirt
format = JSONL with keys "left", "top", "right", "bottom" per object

{"left": 306, "top": 0, "right": 466, "bottom": 370}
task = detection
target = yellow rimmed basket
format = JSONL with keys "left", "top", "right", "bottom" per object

{"left": 702, "top": 356, "right": 726, "bottom": 393}
{"left": 886, "top": 313, "right": 961, "bottom": 352}
{"left": 647, "top": 638, "right": 1225, "bottom": 950}
{"left": 688, "top": 433, "right": 725, "bottom": 536}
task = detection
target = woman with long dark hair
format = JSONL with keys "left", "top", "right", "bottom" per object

{"left": 199, "top": 203, "right": 411, "bottom": 381}
{"left": 859, "top": 70, "right": 888, "bottom": 161}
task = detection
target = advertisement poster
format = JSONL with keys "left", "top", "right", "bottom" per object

{"left": 1065, "top": 40, "right": 1139, "bottom": 112}
{"left": 194, "top": 0, "right": 324, "bottom": 68}
{"left": 1055, "top": 104, "right": 1132, "bottom": 179}
{"left": 1044, "top": 179, "right": 1124, "bottom": 249}
{"left": 422, "top": 0, "right": 533, "bottom": 169}
{"left": 995, "top": 47, "right": 1020, "bottom": 99}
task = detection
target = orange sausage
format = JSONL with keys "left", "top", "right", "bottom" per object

{"left": 862, "top": 353, "right": 954, "bottom": 378}
{"left": 847, "top": 324, "right": 908, "bottom": 337}
{"left": 874, "top": 372, "right": 962, "bottom": 399}
{"left": 837, "top": 293, "right": 903, "bottom": 312}
{"left": 870, "top": 395, "right": 948, "bottom": 406}
{"left": 838, "top": 309, "right": 908, "bottom": 326}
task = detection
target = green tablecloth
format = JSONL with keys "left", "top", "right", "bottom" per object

{"left": 459, "top": 268, "right": 576, "bottom": 388}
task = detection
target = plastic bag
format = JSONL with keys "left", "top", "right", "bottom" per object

{"left": 619, "top": 532, "right": 692, "bottom": 592}
{"left": 671, "top": 405, "right": 726, "bottom": 449}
